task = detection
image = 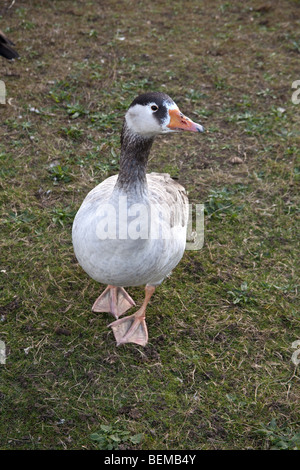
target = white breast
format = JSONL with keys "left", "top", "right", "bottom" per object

{"left": 72, "top": 173, "right": 188, "bottom": 287}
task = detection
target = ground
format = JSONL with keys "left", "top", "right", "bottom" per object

{"left": 0, "top": 0, "right": 299, "bottom": 450}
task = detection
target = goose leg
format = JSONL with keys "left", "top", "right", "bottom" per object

{"left": 92, "top": 285, "right": 136, "bottom": 319}
{"left": 109, "top": 285, "right": 155, "bottom": 346}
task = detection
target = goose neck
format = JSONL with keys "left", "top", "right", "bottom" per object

{"left": 115, "top": 123, "right": 154, "bottom": 196}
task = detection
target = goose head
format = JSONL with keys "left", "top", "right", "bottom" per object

{"left": 124, "top": 91, "right": 204, "bottom": 139}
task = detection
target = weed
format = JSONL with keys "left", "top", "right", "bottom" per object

{"left": 255, "top": 419, "right": 300, "bottom": 450}
{"left": 5, "top": 209, "right": 36, "bottom": 226}
{"left": 66, "top": 103, "right": 89, "bottom": 120}
{"left": 227, "top": 282, "right": 255, "bottom": 305}
{"left": 60, "top": 125, "right": 84, "bottom": 141}
{"left": 95, "top": 154, "right": 119, "bottom": 174}
{"left": 90, "top": 425, "right": 143, "bottom": 450}
{"left": 49, "top": 80, "right": 75, "bottom": 103}
{"left": 290, "top": 40, "right": 300, "bottom": 54}
{"left": 48, "top": 164, "right": 72, "bottom": 184}
{"left": 214, "top": 77, "right": 228, "bottom": 90}
{"left": 90, "top": 112, "right": 120, "bottom": 130}
{"left": 204, "top": 188, "right": 243, "bottom": 220}
{"left": 52, "top": 207, "right": 76, "bottom": 227}
{"left": 226, "top": 107, "right": 287, "bottom": 136}
{"left": 186, "top": 89, "right": 208, "bottom": 102}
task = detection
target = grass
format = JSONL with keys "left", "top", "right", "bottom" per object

{"left": 0, "top": 0, "right": 299, "bottom": 450}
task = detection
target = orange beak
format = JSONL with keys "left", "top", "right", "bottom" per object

{"left": 167, "top": 108, "right": 204, "bottom": 133}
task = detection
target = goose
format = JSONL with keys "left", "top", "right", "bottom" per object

{"left": 0, "top": 29, "right": 19, "bottom": 59}
{"left": 72, "top": 92, "right": 204, "bottom": 346}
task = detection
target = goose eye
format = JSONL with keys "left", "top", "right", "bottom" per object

{"left": 151, "top": 105, "right": 158, "bottom": 112}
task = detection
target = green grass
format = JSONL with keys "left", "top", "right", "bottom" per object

{"left": 0, "top": 0, "right": 299, "bottom": 450}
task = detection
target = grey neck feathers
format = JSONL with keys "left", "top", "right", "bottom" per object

{"left": 115, "top": 121, "right": 154, "bottom": 196}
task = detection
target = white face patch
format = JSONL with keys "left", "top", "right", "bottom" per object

{"left": 125, "top": 101, "right": 180, "bottom": 137}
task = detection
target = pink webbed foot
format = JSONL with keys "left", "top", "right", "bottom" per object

{"left": 92, "top": 285, "right": 135, "bottom": 319}
{"left": 109, "top": 312, "right": 148, "bottom": 347}
{"left": 109, "top": 285, "right": 156, "bottom": 346}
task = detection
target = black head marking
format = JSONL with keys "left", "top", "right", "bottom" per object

{"left": 129, "top": 92, "right": 174, "bottom": 125}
